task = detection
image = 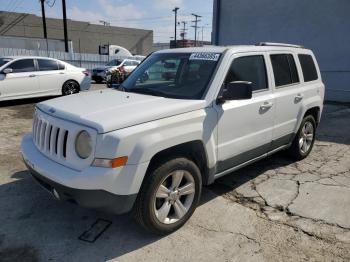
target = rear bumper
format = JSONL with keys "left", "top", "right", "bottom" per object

{"left": 80, "top": 76, "right": 91, "bottom": 91}
{"left": 27, "top": 163, "right": 136, "bottom": 214}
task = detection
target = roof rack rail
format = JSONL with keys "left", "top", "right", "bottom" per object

{"left": 256, "top": 42, "right": 305, "bottom": 48}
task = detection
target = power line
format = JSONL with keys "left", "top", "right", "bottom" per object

{"left": 45, "top": 0, "right": 56, "bottom": 8}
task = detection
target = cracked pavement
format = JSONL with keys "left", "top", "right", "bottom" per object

{"left": 0, "top": 89, "right": 349, "bottom": 261}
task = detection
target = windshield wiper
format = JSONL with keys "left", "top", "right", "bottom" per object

{"left": 126, "top": 88, "right": 165, "bottom": 97}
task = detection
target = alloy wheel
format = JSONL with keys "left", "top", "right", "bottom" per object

{"left": 299, "top": 121, "right": 314, "bottom": 154}
{"left": 63, "top": 81, "right": 78, "bottom": 95}
{"left": 153, "top": 170, "right": 195, "bottom": 224}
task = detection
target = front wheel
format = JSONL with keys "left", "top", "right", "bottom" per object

{"left": 287, "top": 115, "right": 316, "bottom": 160}
{"left": 62, "top": 80, "right": 79, "bottom": 96}
{"left": 134, "top": 157, "right": 202, "bottom": 235}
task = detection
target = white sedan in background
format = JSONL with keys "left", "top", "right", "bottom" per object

{"left": 0, "top": 56, "right": 91, "bottom": 101}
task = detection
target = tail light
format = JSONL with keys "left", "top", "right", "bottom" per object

{"left": 82, "top": 70, "right": 90, "bottom": 76}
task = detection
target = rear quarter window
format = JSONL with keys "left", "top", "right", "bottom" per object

{"left": 298, "top": 54, "right": 318, "bottom": 82}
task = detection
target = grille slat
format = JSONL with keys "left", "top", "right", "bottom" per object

{"left": 36, "top": 120, "right": 42, "bottom": 146}
{"left": 55, "top": 128, "right": 60, "bottom": 155}
{"left": 40, "top": 122, "right": 47, "bottom": 150}
{"left": 32, "top": 117, "right": 37, "bottom": 138}
{"left": 57, "top": 128, "right": 66, "bottom": 158}
{"left": 44, "top": 123, "right": 51, "bottom": 152}
{"left": 50, "top": 127, "right": 58, "bottom": 155}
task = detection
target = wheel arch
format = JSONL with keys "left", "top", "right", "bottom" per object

{"left": 304, "top": 106, "right": 321, "bottom": 125}
{"left": 144, "top": 140, "right": 210, "bottom": 186}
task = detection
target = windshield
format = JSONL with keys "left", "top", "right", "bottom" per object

{"left": 119, "top": 52, "right": 221, "bottom": 99}
{"left": 106, "top": 59, "right": 122, "bottom": 66}
{"left": 0, "top": 58, "right": 13, "bottom": 67}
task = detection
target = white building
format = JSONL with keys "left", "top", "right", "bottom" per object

{"left": 212, "top": 0, "right": 350, "bottom": 102}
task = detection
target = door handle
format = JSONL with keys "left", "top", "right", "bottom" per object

{"left": 295, "top": 93, "right": 304, "bottom": 101}
{"left": 59, "top": 72, "right": 65, "bottom": 74}
{"left": 260, "top": 101, "right": 273, "bottom": 110}
{"left": 29, "top": 74, "right": 36, "bottom": 77}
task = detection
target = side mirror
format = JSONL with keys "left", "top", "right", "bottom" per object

{"left": 218, "top": 81, "right": 252, "bottom": 103}
{"left": 3, "top": 68, "right": 13, "bottom": 74}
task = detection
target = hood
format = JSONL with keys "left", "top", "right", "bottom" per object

{"left": 37, "top": 89, "right": 206, "bottom": 133}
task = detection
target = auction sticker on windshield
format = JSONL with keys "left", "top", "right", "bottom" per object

{"left": 189, "top": 53, "right": 220, "bottom": 61}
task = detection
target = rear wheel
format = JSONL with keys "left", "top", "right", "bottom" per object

{"left": 134, "top": 157, "right": 202, "bottom": 235}
{"left": 287, "top": 115, "right": 316, "bottom": 160}
{"left": 62, "top": 80, "right": 79, "bottom": 96}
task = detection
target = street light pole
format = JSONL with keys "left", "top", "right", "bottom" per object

{"left": 172, "top": 7, "right": 179, "bottom": 48}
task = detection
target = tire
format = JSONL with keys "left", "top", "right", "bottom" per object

{"left": 62, "top": 80, "right": 80, "bottom": 96}
{"left": 287, "top": 115, "right": 316, "bottom": 160}
{"left": 134, "top": 157, "right": 202, "bottom": 235}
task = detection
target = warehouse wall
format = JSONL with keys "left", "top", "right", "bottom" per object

{"left": 0, "top": 11, "right": 153, "bottom": 55}
{"left": 212, "top": 0, "right": 350, "bottom": 102}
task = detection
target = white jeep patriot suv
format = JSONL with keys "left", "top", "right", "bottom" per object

{"left": 21, "top": 43, "right": 324, "bottom": 234}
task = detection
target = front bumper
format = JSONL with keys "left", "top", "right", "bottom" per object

{"left": 21, "top": 134, "right": 148, "bottom": 214}
{"left": 27, "top": 163, "right": 136, "bottom": 214}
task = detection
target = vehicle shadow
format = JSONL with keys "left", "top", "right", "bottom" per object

{"left": 0, "top": 152, "right": 295, "bottom": 261}
{"left": 0, "top": 96, "right": 56, "bottom": 108}
{"left": 315, "top": 103, "right": 350, "bottom": 145}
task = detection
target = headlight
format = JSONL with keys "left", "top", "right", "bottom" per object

{"left": 75, "top": 130, "right": 92, "bottom": 159}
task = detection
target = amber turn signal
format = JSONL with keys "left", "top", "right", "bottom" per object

{"left": 92, "top": 156, "right": 128, "bottom": 168}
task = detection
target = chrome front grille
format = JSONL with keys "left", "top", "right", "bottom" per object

{"left": 33, "top": 113, "right": 69, "bottom": 160}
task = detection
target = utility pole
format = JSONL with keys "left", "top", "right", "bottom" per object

{"left": 172, "top": 7, "right": 179, "bottom": 48}
{"left": 191, "top": 13, "right": 201, "bottom": 47}
{"left": 62, "top": 0, "right": 69, "bottom": 52}
{"left": 40, "top": 0, "right": 48, "bottom": 54}
{"left": 180, "top": 21, "right": 187, "bottom": 48}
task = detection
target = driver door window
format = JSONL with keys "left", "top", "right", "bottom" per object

{"left": 225, "top": 55, "right": 268, "bottom": 92}
{"left": 9, "top": 59, "right": 35, "bottom": 73}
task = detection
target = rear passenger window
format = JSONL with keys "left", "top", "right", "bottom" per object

{"left": 38, "top": 59, "right": 59, "bottom": 71}
{"left": 298, "top": 54, "right": 318, "bottom": 82}
{"left": 270, "top": 54, "right": 299, "bottom": 87}
{"left": 225, "top": 55, "right": 268, "bottom": 91}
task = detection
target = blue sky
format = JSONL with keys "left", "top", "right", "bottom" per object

{"left": 1, "top": 0, "right": 214, "bottom": 43}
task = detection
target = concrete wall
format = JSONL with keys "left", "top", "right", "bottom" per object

{"left": 212, "top": 0, "right": 350, "bottom": 102}
{"left": 0, "top": 11, "right": 153, "bottom": 56}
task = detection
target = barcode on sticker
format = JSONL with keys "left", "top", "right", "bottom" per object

{"left": 189, "top": 53, "right": 220, "bottom": 61}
